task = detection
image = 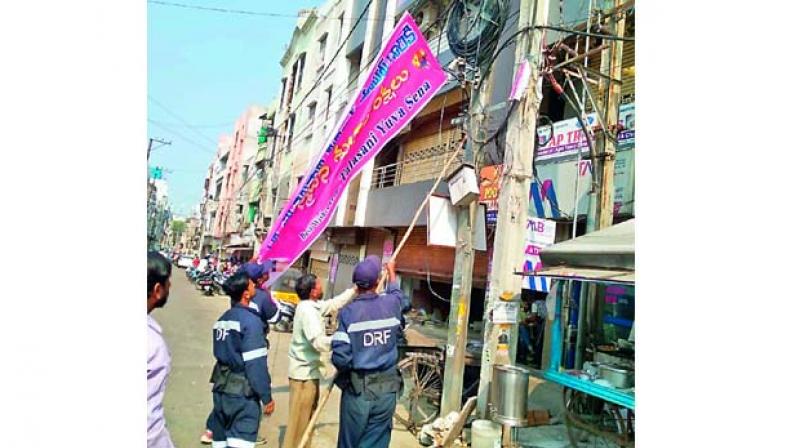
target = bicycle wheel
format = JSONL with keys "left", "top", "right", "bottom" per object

{"left": 563, "top": 388, "right": 634, "bottom": 448}
{"left": 394, "top": 352, "right": 443, "bottom": 434}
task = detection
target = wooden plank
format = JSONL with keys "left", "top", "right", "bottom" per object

{"left": 440, "top": 396, "right": 478, "bottom": 447}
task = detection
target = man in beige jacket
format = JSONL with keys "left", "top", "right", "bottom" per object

{"left": 283, "top": 273, "right": 356, "bottom": 448}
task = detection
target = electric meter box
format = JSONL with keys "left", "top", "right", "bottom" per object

{"left": 447, "top": 164, "right": 479, "bottom": 207}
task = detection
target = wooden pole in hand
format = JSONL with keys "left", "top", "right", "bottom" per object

{"left": 296, "top": 138, "right": 466, "bottom": 447}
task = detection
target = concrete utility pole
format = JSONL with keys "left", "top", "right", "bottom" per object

{"left": 440, "top": 80, "right": 482, "bottom": 416}
{"left": 594, "top": 0, "right": 627, "bottom": 229}
{"left": 475, "top": 0, "right": 550, "bottom": 417}
{"left": 147, "top": 137, "right": 171, "bottom": 162}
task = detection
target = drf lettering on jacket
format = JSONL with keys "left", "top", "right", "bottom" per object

{"left": 363, "top": 329, "right": 392, "bottom": 347}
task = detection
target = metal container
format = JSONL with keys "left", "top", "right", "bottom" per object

{"left": 489, "top": 364, "right": 531, "bottom": 426}
{"left": 598, "top": 364, "right": 634, "bottom": 389}
{"left": 470, "top": 420, "right": 501, "bottom": 448}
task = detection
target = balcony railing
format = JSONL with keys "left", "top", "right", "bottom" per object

{"left": 370, "top": 141, "right": 463, "bottom": 190}
{"left": 371, "top": 162, "right": 401, "bottom": 189}
{"left": 399, "top": 143, "right": 463, "bottom": 185}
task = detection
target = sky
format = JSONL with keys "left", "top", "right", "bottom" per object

{"left": 147, "top": 0, "right": 322, "bottom": 217}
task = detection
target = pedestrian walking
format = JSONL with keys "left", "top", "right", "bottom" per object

{"left": 207, "top": 272, "right": 276, "bottom": 448}
{"left": 147, "top": 251, "right": 175, "bottom": 448}
{"left": 331, "top": 257, "right": 410, "bottom": 448}
{"left": 201, "top": 261, "right": 278, "bottom": 445}
{"left": 283, "top": 274, "right": 357, "bottom": 448}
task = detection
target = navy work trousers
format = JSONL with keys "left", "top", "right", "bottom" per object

{"left": 207, "top": 392, "right": 261, "bottom": 448}
{"left": 337, "top": 388, "right": 397, "bottom": 448}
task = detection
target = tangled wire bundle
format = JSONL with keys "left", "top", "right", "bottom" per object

{"left": 446, "top": 0, "right": 510, "bottom": 66}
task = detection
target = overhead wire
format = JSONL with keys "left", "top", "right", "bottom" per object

{"left": 470, "top": 1, "right": 625, "bottom": 161}
{"left": 193, "top": 3, "right": 617, "bottom": 221}
{"left": 535, "top": 25, "right": 634, "bottom": 42}
{"left": 148, "top": 119, "right": 234, "bottom": 129}
{"left": 148, "top": 95, "right": 220, "bottom": 146}
{"left": 148, "top": 0, "right": 391, "bottom": 22}
{"left": 148, "top": 119, "right": 217, "bottom": 155}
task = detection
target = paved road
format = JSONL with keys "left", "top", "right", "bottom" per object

{"left": 155, "top": 270, "right": 417, "bottom": 447}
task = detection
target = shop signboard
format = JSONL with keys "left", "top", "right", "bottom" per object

{"left": 530, "top": 103, "right": 635, "bottom": 219}
{"left": 479, "top": 164, "right": 503, "bottom": 224}
{"left": 522, "top": 217, "right": 557, "bottom": 293}
{"left": 535, "top": 103, "right": 635, "bottom": 161}
{"left": 258, "top": 13, "right": 448, "bottom": 284}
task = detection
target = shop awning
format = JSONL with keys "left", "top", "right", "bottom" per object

{"left": 537, "top": 219, "right": 634, "bottom": 284}
{"left": 534, "top": 266, "right": 634, "bottom": 285}
{"left": 362, "top": 179, "right": 450, "bottom": 227}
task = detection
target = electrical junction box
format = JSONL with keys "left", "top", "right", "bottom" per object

{"left": 447, "top": 164, "right": 479, "bottom": 207}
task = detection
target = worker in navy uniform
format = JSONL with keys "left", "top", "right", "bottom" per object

{"left": 241, "top": 262, "right": 280, "bottom": 336}
{"left": 207, "top": 272, "right": 276, "bottom": 448}
{"left": 201, "top": 262, "right": 278, "bottom": 445}
{"left": 331, "top": 256, "right": 410, "bottom": 448}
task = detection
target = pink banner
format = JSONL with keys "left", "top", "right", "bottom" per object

{"left": 258, "top": 12, "right": 448, "bottom": 283}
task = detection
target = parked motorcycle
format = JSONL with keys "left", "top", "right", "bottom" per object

{"left": 212, "top": 272, "right": 229, "bottom": 296}
{"left": 197, "top": 277, "right": 217, "bottom": 296}
{"left": 194, "top": 268, "right": 218, "bottom": 296}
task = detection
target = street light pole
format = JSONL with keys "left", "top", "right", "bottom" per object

{"left": 147, "top": 137, "right": 171, "bottom": 162}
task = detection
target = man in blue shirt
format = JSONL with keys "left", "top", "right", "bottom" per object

{"left": 331, "top": 257, "right": 410, "bottom": 448}
{"left": 207, "top": 272, "right": 276, "bottom": 448}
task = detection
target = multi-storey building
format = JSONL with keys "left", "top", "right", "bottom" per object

{"left": 148, "top": 179, "right": 171, "bottom": 251}
{"left": 218, "top": 0, "right": 636, "bottom": 330}
{"left": 262, "top": 0, "right": 478, "bottom": 304}
{"left": 196, "top": 105, "right": 266, "bottom": 260}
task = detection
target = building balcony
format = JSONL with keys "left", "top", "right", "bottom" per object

{"left": 371, "top": 162, "right": 400, "bottom": 189}
{"left": 371, "top": 139, "right": 462, "bottom": 190}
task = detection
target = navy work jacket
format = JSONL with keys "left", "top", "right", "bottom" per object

{"left": 331, "top": 281, "right": 410, "bottom": 374}
{"left": 212, "top": 304, "right": 272, "bottom": 405}
{"left": 247, "top": 289, "right": 279, "bottom": 333}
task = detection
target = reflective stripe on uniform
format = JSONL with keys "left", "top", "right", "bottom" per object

{"left": 242, "top": 347, "right": 268, "bottom": 361}
{"left": 228, "top": 437, "right": 256, "bottom": 448}
{"left": 213, "top": 320, "right": 241, "bottom": 332}
{"left": 347, "top": 317, "right": 401, "bottom": 333}
{"left": 211, "top": 441, "right": 227, "bottom": 448}
{"left": 332, "top": 331, "right": 350, "bottom": 344}
{"left": 249, "top": 302, "right": 260, "bottom": 312}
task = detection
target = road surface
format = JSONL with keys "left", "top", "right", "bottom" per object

{"left": 153, "top": 269, "right": 418, "bottom": 447}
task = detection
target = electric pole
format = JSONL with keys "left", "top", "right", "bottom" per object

{"left": 147, "top": 137, "right": 171, "bottom": 162}
{"left": 594, "top": 0, "right": 627, "bottom": 229}
{"left": 440, "top": 77, "right": 483, "bottom": 416}
{"left": 475, "top": 0, "right": 550, "bottom": 417}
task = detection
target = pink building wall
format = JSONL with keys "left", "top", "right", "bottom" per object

{"left": 212, "top": 135, "right": 232, "bottom": 239}
{"left": 213, "top": 105, "right": 264, "bottom": 239}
